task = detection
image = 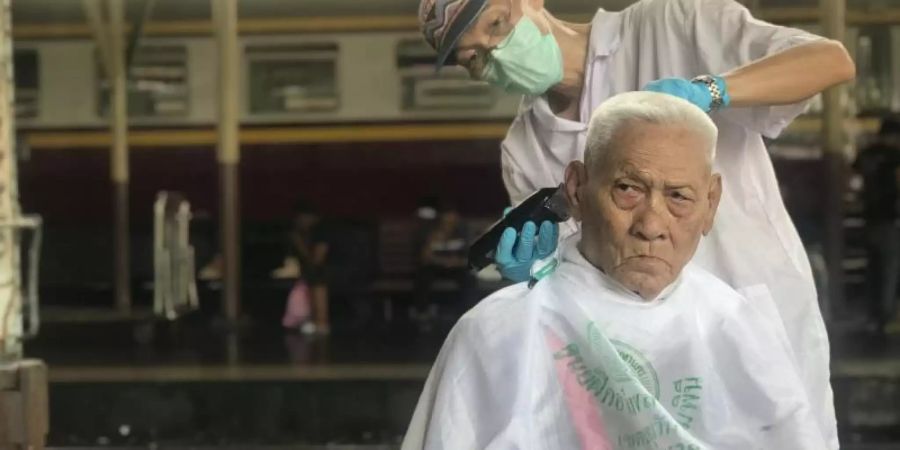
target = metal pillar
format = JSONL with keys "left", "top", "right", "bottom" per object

{"left": 0, "top": 0, "right": 21, "bottom": 359}
{"left": 213, "top": 0, "right": 241, "bottom": 324}
{"left": 108, "top": 0, "right": 131, "bottom": 314}
{"left": 820, "top": 0, "right": 848, "bottom": 312}
{"left": 0, "top": 0, "right": 49, "bottom": 447}
{"left": 83, "top": 0, "right": 131, "bottom": 314}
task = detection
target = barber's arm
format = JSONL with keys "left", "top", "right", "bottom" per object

{"left": 722, "top": 39, "right": 854, "bottom": 107}
{"left": 644, "top": 0, "right": 855, "bottom": 137}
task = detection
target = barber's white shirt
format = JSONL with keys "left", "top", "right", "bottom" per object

{"left": 499, "top": 0, "right": 835, "bottom": 445}
{"left": 403, "top": 234, "right": 826, "bottom": 449}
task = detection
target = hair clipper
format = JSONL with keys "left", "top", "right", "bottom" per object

{"left": 468, "top": 184, "right": 570, "bottom": 272}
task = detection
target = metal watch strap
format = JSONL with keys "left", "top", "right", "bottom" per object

{"left": 692, "top": 75, "right": 725, "bottom": 111}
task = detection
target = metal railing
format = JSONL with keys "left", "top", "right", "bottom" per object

{"left": 153, "top": 192, "right": 198, "bottom": 320}
{"left": 0, "top": 214, "right": 43, "bottom": 343}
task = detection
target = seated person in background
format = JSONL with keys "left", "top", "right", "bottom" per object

{"left": 273, "top": 200, "right": 331, "bottom": 334}
{"left": 412, "top": 202, "right": 474, "bottom": 329}
{"left": 402, "top": 92, "right": 827, "bottom": 449}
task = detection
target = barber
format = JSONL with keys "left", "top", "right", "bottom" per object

{"left": 417, "top": 0, "right": 854, "bottom": 447}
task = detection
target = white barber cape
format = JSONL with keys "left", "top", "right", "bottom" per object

{"left": 499, "top": 0, "right": 836, "bottom": 445}
{"left": 403, "top": 234, "right": 826, "bottom": 450}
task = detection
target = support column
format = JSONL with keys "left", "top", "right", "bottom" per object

{"left": 820, "top": 0, "right": 848, "bottom": 314}
{"left": 0, "top": 2, "right": 48, "bottom": 447}
{"left": 0, "top": 0, "right": 21, "bottom": 359}
{"left": 106, "top": 0, "right": 131, "bottom": 314}
{"left": 213, "top": 0, "right": 241, "bottom": 324}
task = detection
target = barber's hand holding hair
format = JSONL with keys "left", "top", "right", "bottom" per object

{"left": 495, "top": 208, "right": 559, "bottom": 282}
{"left": 642, "top": 75, "right": 731, "bottom": 113}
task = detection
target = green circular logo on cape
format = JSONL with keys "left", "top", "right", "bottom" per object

{"left": 610, "top": 339, "right": 660, "bottom": 399}
{"left": 586, "top": 323, "right": 661, "bottom": 399}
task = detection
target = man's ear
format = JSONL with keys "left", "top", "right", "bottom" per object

{"left": 564, "top": 161, "right": 587, "bottom": 221}
{"left": 702, "top": 173, "right": 723, "bottom": 235}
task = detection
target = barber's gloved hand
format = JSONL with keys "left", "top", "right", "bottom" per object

{"left": 495, "top": 219, "right": 559, "bottom": 282}
{"left": 642, "top": 76, "right": 729, "bottom": 113}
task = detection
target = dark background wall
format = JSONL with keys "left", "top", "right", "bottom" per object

{"left": 20, "top": 139, "right": 509, "bottom": 228}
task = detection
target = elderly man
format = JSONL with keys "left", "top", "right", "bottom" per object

{"left": 418, "top": 2, "right": 852, "bottom": 444}
{"left": 402, "top": 92, "right": 825, "bottom": 449}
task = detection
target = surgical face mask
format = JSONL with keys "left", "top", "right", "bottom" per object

{"left": 481, "top": 16, "right": 564, "bottom": 96}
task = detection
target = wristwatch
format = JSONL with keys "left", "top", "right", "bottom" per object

{"left": 691, "top": 75, "right": 728, "bottom": 112}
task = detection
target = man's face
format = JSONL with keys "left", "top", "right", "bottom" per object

{"left": 565, "top": 122, "right": 722, "bottom": 300}
{"left": 452, "top": 0, "right": 548, "bottom": 79}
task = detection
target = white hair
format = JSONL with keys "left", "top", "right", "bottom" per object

{"left": 584, "top": 91, "right": 718, "bottom": 170}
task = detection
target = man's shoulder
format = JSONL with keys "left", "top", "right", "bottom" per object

{"left": 625, "top": 0, "right": 743, "bottom": 27}
{"left": 625, "top": 0, "right": 698, "bottom": 18}
{"left": 461, "top": 282, "right": 534, "bottom": 326}
{"left": 452, "top": 283, "right": 536, "bottom": 347}
{"left": 683, "top": 263, "right": 735, "bottom": 289}
{"left": 681, "top": 263, "right": 748, "bottom": 313}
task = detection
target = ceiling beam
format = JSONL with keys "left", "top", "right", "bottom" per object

{"left": 21, "top": 10, "right": 875, "bottom": 40}
{"left": 13, "top": 15, "right": 420, "bottom": 39}
{"left": 20, "top": 118, "right": 881, "bottom": 150}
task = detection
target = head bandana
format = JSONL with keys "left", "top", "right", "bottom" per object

{"left": 418, "top": 0, "right": 488, "bottom": 68}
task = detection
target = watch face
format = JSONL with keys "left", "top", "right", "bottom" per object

{"left": 692, "top": 76, "right": 724, "bottom": 110}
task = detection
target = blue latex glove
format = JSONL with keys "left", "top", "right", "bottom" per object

{"left": 495, "top": 219, "right": 559, "bottom": 282}
{"left": 642, "top": 76, "right": 730, "bottom": 113}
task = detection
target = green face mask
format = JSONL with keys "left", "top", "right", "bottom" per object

{"left": 481, "top": 16, "right": 564, "bottom": 96}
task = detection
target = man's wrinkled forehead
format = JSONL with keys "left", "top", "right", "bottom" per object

{"left": 598, "top": 123, "right": 713, "bottom": 179}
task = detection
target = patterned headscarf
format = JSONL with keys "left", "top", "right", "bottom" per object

{"left": 418, "top": 0, "right": 488, "bottom": 67}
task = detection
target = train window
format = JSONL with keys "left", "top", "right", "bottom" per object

{"left": 97, "top": 44, "right": 190, "bottom": 118}
{"left": 14, "top": 49, "right": 38, "bottom": 120}
{"left": 247, "top": 43, "right": 339, "bottom": 114}
{"left": 396, "top": 39, "right": 498, "bottom": 111}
